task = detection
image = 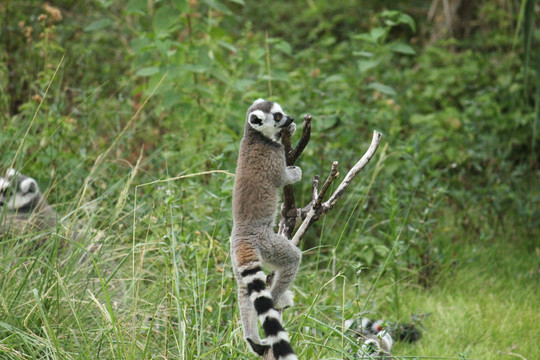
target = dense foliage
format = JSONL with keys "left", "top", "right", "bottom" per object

{"left": 0, "top": 1, "right": 538, "bottom": 359}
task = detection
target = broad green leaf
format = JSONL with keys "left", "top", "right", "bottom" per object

{"left": 182, "top": 64, "right": 210, "bottom": 73}
{"left": 172, "top": 0, "right": 189, "bottom": 12}
{"left": 323, "top": 74, "right": 346, "bottom": 83}
{"left": 374, "top": 245, "right": 390, "bottom": 258}
{"left": 398, "top": 13, "right": 416, "bottom": 32}
{"left": 126, "top": 0, "right": 146, "bottom": 15}
{"left": 217, "top": 41, "right": 237, "bottom": 53}
{"left": 370, "top": 27, "right": 387, "bottom": 43}
{"left": 275, "top": 41, "right": 292, "bottom": 56}
{"left": 84, "top": 19, "right": 113, "bottom": 32}
{"left": 233, "top": 79, "right": 255, "bottom": 92}
{"left": 351, "top": 33, "right": 376, "bottom": 44}
{"left": 353, "top": 51, "right": 374, "bottom": 58}
{"left": 367, "top": 82, "right": 397, "bottom": 96}
{"left": 153, "top": 6, "right": 180, "bottom": 37}
{"left": 389, "top": 42, "right": 416, "bottom": 55}
{"left": 136, "top": 67, "right": 160, "bottom": 77}
{"left": 202, "top": 0, "right": 232, "bottom": 15}
{"left": 363, "top": 249, "right": 374, "bottom": 266}
{"left": 130, "top": 37, "right": 151, "bottom": 53}
{"left": 358, "top": 59, "right": 379, "bottom": 73}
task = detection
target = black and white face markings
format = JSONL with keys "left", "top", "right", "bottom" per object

{"left": 0, "top": 169, "right": 40, "bottom": 211}
{"left": 240, "top": 263, "right": 297, "bottom": 360}
{"left": 248, "top": 99, "right": 294, "bottom": 141}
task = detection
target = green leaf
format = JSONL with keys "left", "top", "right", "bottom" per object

{"left": 358, "top": 59, "right": 379, "bottom": 73}
{"left": 353, "top": 51, "right": 374, "bottom": 58}
{"left": 201, "top": 0, "right": 232, "bottom": 15}
{"left": 370, "top": 27, "right": 387, "bottom": 43}
{"left": 351, "top": 33, "right": 376, "bottom": 44}
{"left": 233, "top": 79, "right": 254, "bottom": 92}
{"left": 84, "top": 19, "right": 113, "bottom": 32}
{"left": 153, "top": 6, "right": 180, "bottom": 37}
{"left": 363, "top": 249, "right": 374, "bottom": 266}
{"left": 182, "top": 64, "right": 210, "bottom": 73}
{"left": 172, "top": 0, "right": 189, "bottom": 12}
{"left": 136, "top": 67, "right": 160, "bottom": 77}
{"left": 323, "top": 74, "right": 346, "bottom": 83}
{"left": 217, "top": 41, "right": 237, "bottom": 53}
{"left": 368, "top": 82, "right": 397, "bottom": 96}
{"left": 274, "top": 40, "right": 292, "bottom": 56}
{"left": 398, "top": 13, "right": 416, "bottom": 32}
{"left": 126, "top": 0, "right": 146, "bottom": 15}
{"left": 374, "top": 244, "right": 390, "bottom": 258}
{"left": 389, "top": 42, "right": 416, "bottom": 55}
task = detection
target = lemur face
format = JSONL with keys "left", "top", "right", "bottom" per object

{"left": 0, "top": 169, "right": 40, "bottom": 211}
{"left": 247, "top": 98, "right": 294, "bottom": 140}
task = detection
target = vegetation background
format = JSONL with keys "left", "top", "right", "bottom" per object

{"left": 0, "top": 0, "right": 538, "bottom": 359}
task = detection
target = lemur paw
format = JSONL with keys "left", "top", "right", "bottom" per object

{"left": 286, "top": 166, "right": 302, "bottom": 183}
{"left": 246, "top": 338, "right": 270, "bottom": 356}
{"left": 274, "top": 290, "right": 294, "bottom": 309}
{"left": 286, "top": 122, "right": 296, "bottom": 136}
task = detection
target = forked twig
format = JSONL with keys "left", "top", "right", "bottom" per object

{"left": 291, "top": 130, "right": 382, "bottom": 245}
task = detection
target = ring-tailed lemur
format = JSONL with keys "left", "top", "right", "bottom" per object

{"left": 0, "top": 169, "right": 56, "bottom": 238}
{"left": 231, "top": 99, "right": 302, "bottom": 359}
{"left": 343, "top": 318, "right": 392, "bottom": 358}
{"left": 358, "top": 318, "right": 393, "bottom": 358}
{"left": 346, "top": 317, "right": 423, "bottom": 359}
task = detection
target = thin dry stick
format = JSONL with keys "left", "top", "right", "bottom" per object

{"left": 291, "top": 130, "right": 382, "bottom": 246}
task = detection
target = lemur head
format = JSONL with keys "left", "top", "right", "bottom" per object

{"left": 246, "top": 98, "right": 294, "bottom": 141}
{"left": 0, "top": 169, "right": 42, "bottom": 212}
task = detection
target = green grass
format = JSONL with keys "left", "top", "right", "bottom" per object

{"left": 393, "top": 236, "right": 538, "bottom": 360}
{"left": 0, "top": 131, "right": 538, "bottom": 360}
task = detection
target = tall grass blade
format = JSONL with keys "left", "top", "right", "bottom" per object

{"left": 522, "top": 0, "right": 535, "bottom": 92}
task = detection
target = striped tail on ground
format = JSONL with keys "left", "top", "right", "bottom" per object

{"left": 241, "top": 263, "right": 298, "bottom": 360}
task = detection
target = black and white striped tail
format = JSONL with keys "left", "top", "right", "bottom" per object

{"left": 241, "top": 264, "right": 298, "bottom": 360}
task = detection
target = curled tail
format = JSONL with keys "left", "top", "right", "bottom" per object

{"left": 240, "top": 263, "right": 297, "bottom": 360}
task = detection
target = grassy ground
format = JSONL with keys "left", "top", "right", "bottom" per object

{"left": 4, "top": 166, "right": 537, "bottom": 360}
{"left": 393, "top": 229, "right": 539, "bottom": 360}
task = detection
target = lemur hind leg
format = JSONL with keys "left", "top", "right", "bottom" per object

{"left": 233, "top": 266, "right": 270, "bottom": 355}
{"left": 261, "top": 233, "right": 302, "bottom": 309}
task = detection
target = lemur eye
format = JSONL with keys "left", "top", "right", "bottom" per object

{"left": 274, "top": 113, "right": 282, "bottom": 121}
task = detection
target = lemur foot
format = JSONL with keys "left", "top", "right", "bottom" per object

{"left": 246, "top": 338, "right": 270, "bottom": 356}
{"left": 274, "top": 290, "right": 294, "bottom": 309}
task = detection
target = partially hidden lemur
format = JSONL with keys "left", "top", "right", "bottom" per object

{"left": 346, "top": 317, "right": 423, "bottom": 359}
{"left": 357, "top": 318, "right": 393, "bottom": 359}
{"left": 231, "top": 99, "right": 302, "bottom": 360}
{"left": 0, "top": 169, "right": 56, "bottom": 239}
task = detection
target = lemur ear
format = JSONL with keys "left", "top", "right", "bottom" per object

{"left": 249, "top": 113, "right": 263, "bottom": 125}
{"left": 20, "top": 178, "right": 38, "bottom": 194}
{"left": 252, "top": 98, "right": 265, "bottom": 105}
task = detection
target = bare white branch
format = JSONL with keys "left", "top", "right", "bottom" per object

{"left": 291, "top": 130, "right": 382, "bottom": 246}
